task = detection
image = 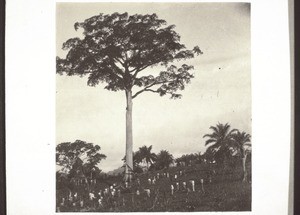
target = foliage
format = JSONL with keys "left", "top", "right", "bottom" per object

{"left": 137, "top": 145, "right": 157, "bottom": 168}
{"left": 230, "top": 131, "right": 251, "bottom": 158}
{"left": 153, "top": 150, "right": 174, "bottom": 170}
{"left": 203, "top": 123, "right": 237, "bottom": 164}
{"left": 56, "top": 12, "right": 202, "bottom": 181}
{"left": 175, "top": 153, "right": 203, "bottom": 166}
{"left": 230, "top": 130, "right": 251, "bottom": 181}
{"left": 122, "top": 151, "right": 144, "bottom": 173}
{"left": 56, "top": 140, "right": 106, "bottom": 176}
{"left": 56, "top": 12, "right": 202, "bottom": 98}
{"left": 56, "top": 163, "right": 251, "bottom": 212}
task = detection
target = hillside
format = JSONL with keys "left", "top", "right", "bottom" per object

{"left": 56, "top": 162, "right": 251, "bottom": 212}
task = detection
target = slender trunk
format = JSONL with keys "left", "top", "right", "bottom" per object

{"left": 125, "top": 90, "right": 133, "bottom": 182}
{"left": 242, "top": 152, "right": 248, "bottom": 182}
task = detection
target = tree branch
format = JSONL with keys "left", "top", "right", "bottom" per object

{"left": 132, "top": 79, "right": 175, "bottom": 99}
{"left": 111, "top": 63, "right": 125, "bottom": 78}
{"left": 131, "top": 54, "right": 169, "bottom": 77}
{"left": 144, "top": 88, "right": 159, "bottom": 93}
{"left": 105, "top": 68, "right": 123, "bottom": 80}
{"left": 114, "top": 57, "right": 125, "bottom": 67}
{"left": 132, "top": 82, "right": 159, "bottom": 99}
{"left": 132, "top": 64, "right": 150, "bottom": 78}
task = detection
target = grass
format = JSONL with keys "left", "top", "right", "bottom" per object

{"left": 56, "top": 163, "right": 251, "bottom": 212}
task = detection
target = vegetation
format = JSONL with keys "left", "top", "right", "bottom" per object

{"left": 203, "top": 123, "right": 237, "bottom": 165}
{"left": 56, "top": 123, "right": 251, "bottom": 212}
{"left": 175, "top": 153, "right": 203, "bottom": 167}
{"left": 231, "top": 131, "right": 252, "bottom": 181}
{"left": 56, "top": 159, "right": 251, "bottom": 212}
{"left": 152, "top": 150, "right": 174, "bottom": 170}
{"left": 57, "top": 12, "right": 202, "bottom": 181}
{"left": 137, "top": 145, "right": 157, "bottom": 170}
{"left": 56, "top": 140, "right": 106, "bottom": 176}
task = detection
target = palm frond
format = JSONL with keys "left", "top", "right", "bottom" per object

{"left": 203, "top": 133, "right": 217, "bottom": 138}
{"left": 244, "top": 143, "right": 251, "bottom": 147}
{"left": 205, "top": 139, "right": 216, "bottom": 146}
{"left": 209, "top": 125, "right": 219, "bottom": 134}
{"left": 229, "top": 129, "right": 239, "bottom": 135}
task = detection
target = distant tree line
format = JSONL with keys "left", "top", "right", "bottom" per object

{"left": 56, "top": 122, "right": 251, "bottom": 186}
{"left": 119, "top": 122, "right": 251, "bottom": 181}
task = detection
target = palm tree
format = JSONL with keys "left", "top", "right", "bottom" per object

{"left": 195, "top": 152, "right": 204, "bottom": 164}
{"left": 231, "top": 130, "right": 251, "bottom": 182}
{"left": 203, "top": 123, "right": 237, "bottom": 165}
{"left": 175, "top": 157, "right": 182, "bottom": 167}
{"left": 175, "top": 154, "right": 188, "bottom": 166}
{"left": 175, "top": 153, "right": 199, "bottom": 166}
{"left": 155, "top": 150, "right": 174, "bottom": 170}
{"left": 138, "top": 145, "right": 157, "bottom": 170}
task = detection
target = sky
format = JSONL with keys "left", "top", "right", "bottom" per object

{"left": 56, "top": 3, "right": 251, "bottom": 172}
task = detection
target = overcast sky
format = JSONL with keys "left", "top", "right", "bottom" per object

{"left": 56, "top": 2, "right": 251, "bottom": 172}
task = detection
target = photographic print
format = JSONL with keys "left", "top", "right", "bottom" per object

{"left": 56, "top": 2, "right": 251, "bottom": 212}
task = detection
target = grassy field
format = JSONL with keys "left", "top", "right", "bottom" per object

{"left": 57, "top": 163, "right": 251, "bottom": 212}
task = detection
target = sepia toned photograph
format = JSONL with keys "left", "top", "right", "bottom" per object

{"left": 56, "top": 2, "right": 251, "bottom": 212}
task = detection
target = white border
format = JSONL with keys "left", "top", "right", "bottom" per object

{"left": 6, "top": 0, "right": 291, "bottom": 214}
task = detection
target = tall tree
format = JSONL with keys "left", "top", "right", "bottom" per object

{"left": 56, "top": 140, "right": 106, "bottom": 175}
{"left": 231, "top": 130, "right": 251, "bottom": 181}
{"left": 57, "top": 13, "right": 202, "bottom": 181}
{"left": 138, "top": 145, "right": 157, "bottom": 170}
{"left": 203, "top": 123, "right": 237, "bottom": 164}
{"left": 122, "top": 151, "right": 143, "bottom": 173}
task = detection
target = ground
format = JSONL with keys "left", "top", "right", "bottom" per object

{"left": 56, "top": 162, "right": 251, "bottom": 212}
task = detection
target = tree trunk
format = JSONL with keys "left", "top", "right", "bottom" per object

{"left": 125, "top": 90, "right": 133, "bottom": 182}
{"left": 242, "top": 153, "right": 248, "bottom": 182}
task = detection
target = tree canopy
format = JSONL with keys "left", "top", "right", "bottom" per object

{"left": 56, "top": 140, "right": 106, "bottom": 174}
{"left": 175, "top": 153, "right": 202, "bottom": 166}
{"left": 57, "top": 12, "right": 202, "bottom": 99}
{"left": 57, "top": 12, "right": 202, "bottom": 182}
{"left": 231, "top": 130, "right": 251, "bottom": 158}
{"left": 154, "top": 150, "right": 174, "bottom": 170}
{"left": 137, "top": 145, "right": 157, "bottom": 167}
{"left": 203, "top": 123, "right": 237, "bottom": 163}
